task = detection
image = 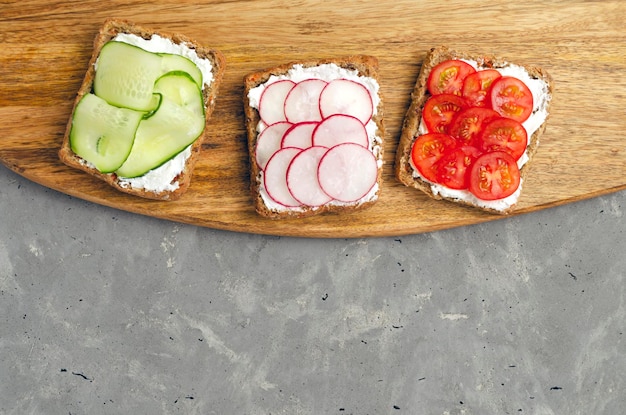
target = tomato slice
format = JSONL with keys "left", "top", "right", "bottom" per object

{"left": 469, "top": 151, "right": 521, "bottom": 200}
{"left": 462, "top": 69, "right": 502, "bottom": 108}
{"left": 489, "top": 76, "right": 534, "bottom": 123}
{"left": 411, "top": 133, "right": 456, "bottom": 182}
{"left": 422, "top": 94, "right": 468, "bottom": 134}
{"left": 448, "top": 107, "right": 500, "bottom": 146}
{"left": 480, "top": 117, "right": 528, "bottom": 160}
{"left": 427, "top": 59, "right": 476, "bottom": 96}
{"left": 434, "top": 145, "right": 482, "bottom": 190}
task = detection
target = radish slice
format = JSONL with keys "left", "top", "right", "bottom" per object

{"left": 281, "top": 121, "right": 318, "bottom": 149}
{"left": 263, "top": 147, "right": 302, "bottom": 207}
{"left": 258, "top": 80, "right": 295, "bottom": 125}
{"left": 319, "top": 79, "right": 373, "bottom": 125}
{"left": 255, "top": 121, "right": 293, "bottom": 170}
{"left": 284, "top": 79, "right": 327, "bottom": 123}
{"left": 286, "top": 146, "right": 333, "bottom": 207}
{"left": 312, "top": 114, "right": 369, "bottom": 149}
{"left": 318, "top": 143, "right": 378, "bottom": 202}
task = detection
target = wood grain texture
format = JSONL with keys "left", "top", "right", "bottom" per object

{"left": 1, "top": 0, "right": 625, "bottom": 237}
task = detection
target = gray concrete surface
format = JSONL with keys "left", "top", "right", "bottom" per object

{"left": 1, "top": 164, "right": 624, "bottom": 415}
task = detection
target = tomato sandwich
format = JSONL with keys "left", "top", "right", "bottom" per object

{"left": 244, "top": 56, "right": 385, "bottom": 219}
{"left": 395, "top": 46, "right": 553, "bottom": 214}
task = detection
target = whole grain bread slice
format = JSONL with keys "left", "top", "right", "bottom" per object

{"left": 58, "top": 19, "right": 226, "bottom": 201}
{"left": 395, "top": 46, "right": 553, "bottom": 214}
{"left": 243, "top": 56, "right": 385, "bottom": 219}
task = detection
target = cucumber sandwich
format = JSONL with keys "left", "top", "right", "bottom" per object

{"left": 59, "top": 19, "right": 225, "bottom": 200}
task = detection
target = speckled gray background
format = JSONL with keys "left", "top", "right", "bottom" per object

{"left": 1, "top": 165, "right": 624, "bottom": 415}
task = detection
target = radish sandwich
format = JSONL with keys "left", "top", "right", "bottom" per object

{"left": 244, "top": 56, "right": 385, "bottom": 219}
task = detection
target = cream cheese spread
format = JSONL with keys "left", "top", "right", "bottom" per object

{"left": 412, "top": 60, "right": 551, "bottom": 211}
{"left": 248, "top": 64, "right": 383, "bottom": 212}
{"left": 109, "top": 33, "right": 212, "bottom": 193}
{"left": 118, "top": 146, "right": 192, "bottom": 193}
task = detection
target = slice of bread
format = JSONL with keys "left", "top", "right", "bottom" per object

{"left": 59, "top": 19, "right": 226, "bottom": 201}
{"left": 243, "top": 56, "right": 385, "bottom": 219}
{"left": 395, "top": 46, "right": 553, "bottom": 214}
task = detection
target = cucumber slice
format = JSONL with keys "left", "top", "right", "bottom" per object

{"left": 94, "top": 41, "right": 163, "bottom": 111}
{"left": 159, "top": 53, "right": 203, "bottom": 87}
{"left": 115, "top": 72, "right": 205, "bottom": 178}
{"left": 154, "top": 71, "right": 205, "bottom": 115}
{"left": 69, "top": 93, "right": 144, "bottom": 173}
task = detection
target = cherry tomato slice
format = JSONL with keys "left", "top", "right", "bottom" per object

{"left": 411, "top": 133, "right": 456, "bottom": 182}
{"left": 448, "top": 107, "right": 500, "bottom": 146}
{"left": 469, "top": 151, "right": 521, "bottom": 200}
{"left": 427, "top": 59, "right": 476, "bottom": 96}
{"left": 490, "top": 76, "right": 534, "bottom": 123}
{"left": 462, "top": 69, "right": 502, "bottom": 108}
{"left": 434, "top": 145, "right": 482, "bottom": 190}
{"left": 480, "top": 117, "right": 528, "bottom": 161}
{"left": 422, "top": 94, "right": 468, "bottom": 134}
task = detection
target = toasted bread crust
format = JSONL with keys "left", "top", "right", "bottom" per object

{"left": 58, "top": 19, "right": 226, "bottom": 201}
{"left": 243, "top": 56, "right": 385, "bottom": 219}
{"left": 394, "top": 46, "right": 553, "bottom": 214}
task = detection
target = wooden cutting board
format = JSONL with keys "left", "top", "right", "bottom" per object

{"left": 1, "top": 1, "right": 625, "bottom": 238}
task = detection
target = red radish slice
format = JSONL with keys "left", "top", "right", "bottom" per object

{"left": 284, "top": 79, "right": 328, "bottom": 123}
{"left": 312, "top": 114, "right": 369, "bottom": 149}
{"left": 258, "top": 80, "right": 295, "bottom": 125}
{"left": 255, "top": 121, "right": 293, "bottom": 170}
{"left": 281, "top": 121, "right": 318, "bottom": 149}
{"left": 318, "top": 143, "right": 378, "bottom": 202}
{"left": 263, "top": 147, "right": 302, "bottom": 207}
{"left": 286, "top": 146, "right": 333, "bottom": 207}
{"left": 319, "top": 79, "right": 373, "bottom": 125}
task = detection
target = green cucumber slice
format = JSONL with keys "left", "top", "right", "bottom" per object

{"left": 159, "top": 53, "right": 203, "bottom": 87}
{"left": 115, "top": 72, "right": 205, "bottom": 178}
{"left": 94, "top": 41, "right": 163, "bottom": 111}
{"left": 154, "top": 70, "right": 205, "bottom": 115}
{"left": 94, "top": 41, "right": 204, "bottom": 112}
{"left": 69, "top": 93, "right": 144, "bottom": 173}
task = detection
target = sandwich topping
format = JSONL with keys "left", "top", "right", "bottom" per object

{"left": 69, "top": 33, "right": 213, "bottom": 193}
{"left": 247, "top": 64, "right": 382, "bottom": 212}
{"left": 411, "top": 59, "right": 551, "bottom": 210}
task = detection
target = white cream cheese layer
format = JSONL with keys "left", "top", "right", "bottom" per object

{"left": 118, "top": 146, "right": 192, "bottom": 193}
{"left": 412, "top": 60, "right": 551, "bottom": 211}
{"left": 110, "top": 33, "right": 212, "bottom": 193}
{"left": 248, "top": 64, "right": 382, "bottom": 212}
